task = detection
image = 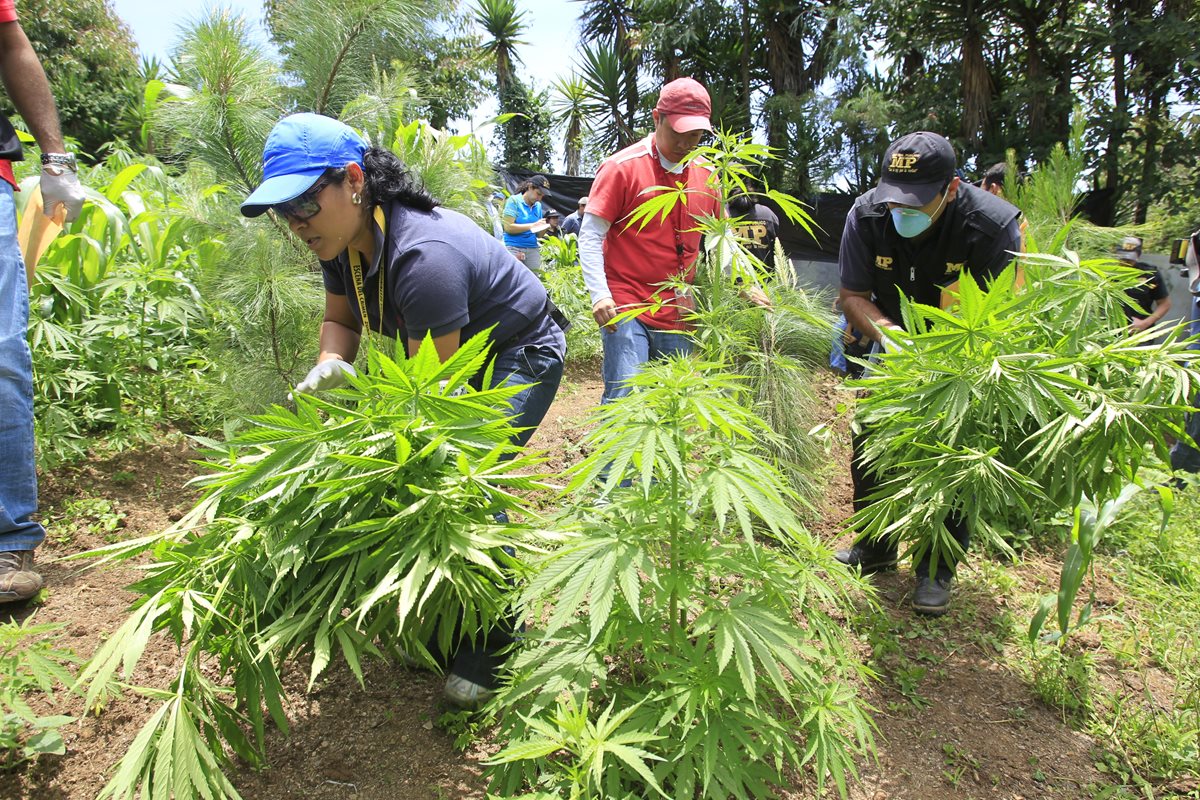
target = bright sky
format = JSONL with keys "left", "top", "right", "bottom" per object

{"left": 109, "top": 0, "right": 583, "bottom": 168}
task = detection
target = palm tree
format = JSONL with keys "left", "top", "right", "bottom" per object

{"left": 551, "top": 76, "right": 592, "bottom": 175}
{"left": 473, "top": 0, "right": 528, "bottom": 96}
{"left": 573, "top": 0, "right": 639, "bottom": 138}
{"left": 577, "top": 42, "right": 637, "bottom": 153}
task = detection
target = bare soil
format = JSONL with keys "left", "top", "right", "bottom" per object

{"left": 0, "top": 360, "right": 1137, "bottom": 799}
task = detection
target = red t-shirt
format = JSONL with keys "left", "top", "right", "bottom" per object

{"left": 588, "top": 134, "right": 720, "bottom": 330}
{"left": 0, "top": 2, "right": 20, "bottom": 189}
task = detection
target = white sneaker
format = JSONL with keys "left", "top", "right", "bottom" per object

{"left": 443, "top": 673, "right": 495, "bottom": 709}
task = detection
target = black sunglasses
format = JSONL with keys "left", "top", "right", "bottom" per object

{"left": 276, "top": 176, "right": 332, "bottom": 221}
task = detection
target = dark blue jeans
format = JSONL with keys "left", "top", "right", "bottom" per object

{"left": 449, "top": 332, "right": 565, "bottom": 688}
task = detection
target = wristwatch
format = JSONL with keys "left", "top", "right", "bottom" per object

{"left": 40, "top": 152, "right": 77, "bottom": 173}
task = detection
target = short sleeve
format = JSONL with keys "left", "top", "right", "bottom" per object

{"left": 320, "top": 259, "right": 348, "bottom": 295}
{"left": 1148, "top": 268, "right": 1169, "bottom": 301}
{"left": 585, "top": 160, "right": 628, "bottom": 225}
{"left": 973, "top": 216, "right": 1023, "bottom": 281}
{"left": 391, "top": 241, "right": 473, "bottom": 339}
{"left": 502, "top": 195, "right": 521, "bottom": 220}
{"left": 838, "top": 210, "right": 875, "bottom": 293}
{"left": 0, "top": 1, "right": 17, "bottom": 23}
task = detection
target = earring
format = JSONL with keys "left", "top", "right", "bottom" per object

{"left": 352, "top": 192, "right": 362, "bottom": 205}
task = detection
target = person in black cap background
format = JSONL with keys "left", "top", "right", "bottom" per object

{"left": 835, "top": 130, "right": 1023, "bottom": 616}
{"left": 728, "top": 190, "right": 780, "bottom": 267}
{"left": 1112, "top": 235, "right": 1171, "bottom": 334}
{"left": 543, "top": 208, "right": 563, "bottom": 239}
{"left": 502, "top": 174, "right": 551, "bottom": 272}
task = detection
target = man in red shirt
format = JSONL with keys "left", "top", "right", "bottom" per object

{"left": 0, "top": 0, "right": 87, "bottom": 603}
{"left": 578, "top": 77, "right": 721, "bottom": 402}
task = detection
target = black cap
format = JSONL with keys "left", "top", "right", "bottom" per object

{"left": 876, "top": 132, "right": 957, "bottom": 207}
{"left": 528, "top": 174, "right": 550, "bottom": 189}
{"left": 544, "top": 208, "right": 560, "bottom": 219}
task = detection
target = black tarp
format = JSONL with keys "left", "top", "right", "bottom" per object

{"left": 502, "top": 165, "right": 1123, "bottom": 267}
{"left": 500, "top": 169, "right": 855, "bottom": 264}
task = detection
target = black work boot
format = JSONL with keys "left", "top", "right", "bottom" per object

{"left": 834, "top": 544, "right": 898, "bottom": 576}
{"left": 911, "top": 574, "right": 953, "bottom": 616}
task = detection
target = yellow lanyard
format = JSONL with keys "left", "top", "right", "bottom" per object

{"left": 347, "top": 206, "right": 388, "bottom": 339}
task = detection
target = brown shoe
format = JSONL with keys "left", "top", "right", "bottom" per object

{"left": 0, "top": 551, "right": 43, "bottom": 603}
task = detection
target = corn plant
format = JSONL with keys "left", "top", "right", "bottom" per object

{"left": 20, "top": 159, "right": 218, "bottom": 464}
{"left": 849, "top": 252, "right": 1199, "bottom": 613}
{"left": 540, "top": 233, "right": 577, "bottom": 271}
{"left": 0, "top": 621, "right": 77, "bottom": 769}
{"left": 70, "top": 333, "right": 556, "bottom": 800}
{"left": 487, "top": 356, "right": 874, "bottom": 799}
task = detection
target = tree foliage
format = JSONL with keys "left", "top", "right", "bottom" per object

{"left": 2, "top": 0, "right": 141, "bottom": 158}
{"left": 494, "top": 78, "right": 554, "bottom": 172}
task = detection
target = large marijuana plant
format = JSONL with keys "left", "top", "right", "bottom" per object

{"left": 73, "top": 334, "right": 554, "bottom": 800}
{"left": 619, "top": 129, "right": 838, "bottom": 504}
{"left": 849, "top": 253, "right": 1198, "bottom": 595}
{"left": 487, "top": 357, "right": 874, "bottom": 799}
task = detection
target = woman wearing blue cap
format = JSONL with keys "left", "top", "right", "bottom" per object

{"left": 241, "top": 112, "right": 568, "bottom": 708}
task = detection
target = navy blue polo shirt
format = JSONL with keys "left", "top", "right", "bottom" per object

{"left": 320, "top": 201, "right": 559, "bottom": 354}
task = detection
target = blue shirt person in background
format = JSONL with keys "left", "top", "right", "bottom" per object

{"left": 502, "top": 175, "right": 550, "bottom": 273}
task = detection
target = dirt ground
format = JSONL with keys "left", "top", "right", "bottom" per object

{"left": 0, "top": 360, "right": 1123, "bottom": 799}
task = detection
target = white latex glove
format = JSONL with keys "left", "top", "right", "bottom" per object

{"left": 40, "top": 168, "right": 86, "bottom": 222}
{"left": 293, "top": 359, "right": 356, "bottom": 395}
{"left": 880, "top": 327, "right": 912, "bottom": 355}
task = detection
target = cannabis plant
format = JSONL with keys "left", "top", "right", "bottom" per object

{"left": 0, "top": 621, "right": 76, "bottom": 768}
{"left": 635, "top": 129, "right": 836, "bottom": 504}
{"left": 849, "top": 253, "right": 1198, "bottom": 590}
{"left": 487, "top": 357, "right": 874, "bottom": 799}
{"left": 73, "top": 334, "right": 554, "bottom": 800}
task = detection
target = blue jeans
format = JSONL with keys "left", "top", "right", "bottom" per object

{"left": 601, "top": 317, "right": 693, "bottom": 403}
{"left": 449, "top": 328, "right": 565, "bottom": 688}
{"left": 1170, "top": 298, "right": 1200, "bottom": 473}
{"left": 0, "top": 184, "right": 43, "bottom": 553}
{"left": 489, "top": 339, "right": 564, "bottom": 448}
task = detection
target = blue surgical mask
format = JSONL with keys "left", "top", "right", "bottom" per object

{"left": 890, "top": 192, "right": 947, "bottom": 238}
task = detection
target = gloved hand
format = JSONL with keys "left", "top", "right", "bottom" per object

{"left": 293, "top": 359, "right": 356, "bottom": 395}
{"left": 40, "top": 167, "right": 86, "bottom": 222}
{"left": 880, "top": 327, "right": 912, "bottom": 355}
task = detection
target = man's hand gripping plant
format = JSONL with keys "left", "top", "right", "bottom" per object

{"left": 487, "top": 356, "right": 875, "bottom": 799}
{"left": 70, "top": 332, "right": 555, "bottom": 800}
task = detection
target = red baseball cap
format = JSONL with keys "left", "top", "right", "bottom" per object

{"left": 656, "top": 77, "right": 712, "bottom": 133}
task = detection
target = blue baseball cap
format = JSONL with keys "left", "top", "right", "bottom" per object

{"left": 240, "top": 113, "right": 369, "bottom": 218}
